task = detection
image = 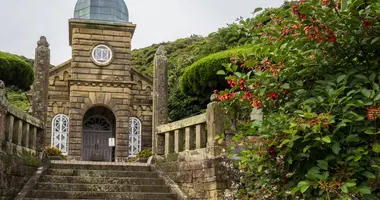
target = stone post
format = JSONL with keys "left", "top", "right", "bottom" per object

{"left": 32, "top": 36, "right": 50, "bottom": 152}
{"left": 206, "top": 95, "right": 225, "bottom": 156}
{"left": 153, "top": 46, "right": 169, "bottom": 155}
{"left": 0, "top": 80, "right": 7, "bottom": 141}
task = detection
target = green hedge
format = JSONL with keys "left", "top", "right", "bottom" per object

{"left": 0, "top": 51, "right": 34, "bottom": 90}
{"left": 180, "top": 47, "right": 252, "bottom": 97}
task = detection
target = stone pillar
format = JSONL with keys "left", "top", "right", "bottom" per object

{"left": 206, "top": 98, "right": 225, "bottom": 156}
{"left": 32, "top": 36, "right": 50, "bottom": 152}
{"left": 0, "top": 80, "right": 6, "bottom": 141}
{"left": 152, "top": 46, "right": 169, "bottom": 155}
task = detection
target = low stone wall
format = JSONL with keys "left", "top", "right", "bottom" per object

{"left": 0, "top": 142, "right": 40, "bottom": 200}
{"left": 0, "top": 84, "right": 44, "bottom": 200}
{"left": 156, "top": 148, "right": 229, "bottom": 200}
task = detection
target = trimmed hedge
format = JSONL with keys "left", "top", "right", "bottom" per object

{"left": 180, "top": 47, "right": 252, "bottom": 97}
{"left": 0, "top": 51, "right": 34, "bottom": 90}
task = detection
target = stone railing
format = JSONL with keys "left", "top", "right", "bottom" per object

{"left": 156, "top": 101, "right": 224, "bottom": 156}
{"left": 0, "top": 85, "right": 44, "bottom": 153}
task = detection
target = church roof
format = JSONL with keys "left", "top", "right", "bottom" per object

{"left": 74, "top": 0, "right": 129, "bottom": 23}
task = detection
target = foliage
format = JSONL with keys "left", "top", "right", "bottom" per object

{"left": 7, "top": 90, "right": 30, "bottom": 110}
{"left": 22, "top": 150, "right": 40, "bottom": 167}
{"left": 136, "top": 149, "right": 153, "bottom": 158}
{"left": 0, "top": 51, "right": 34, "bottom": 91}
{"left": 44, "top": 147, "right": 67, "bottom": 160}
{"left": 168, "top": 87, "right": 205, "bottom": 121}
{"left": 216, "top": 0, "right": 380, "bottom": 199}
{"left": 180, "top": 47, "right": 252, "bottom": 97}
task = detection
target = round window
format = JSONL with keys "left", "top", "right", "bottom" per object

{"left": 91, "top": 45, "right": 113, "bottom": 66}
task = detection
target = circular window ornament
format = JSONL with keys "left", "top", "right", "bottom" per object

{"left": 91, "top": 44, "right": 113, "bottom": 66}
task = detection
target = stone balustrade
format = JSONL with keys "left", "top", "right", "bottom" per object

{"left": 156, "top": 101, "right": 224, "bottom": 156}
{"left": 0, "top": 86, "right": 44, "bottom": 153}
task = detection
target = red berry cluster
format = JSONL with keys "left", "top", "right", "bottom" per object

{"left": 367, "top": 107, "right": 380, "bottom": 121}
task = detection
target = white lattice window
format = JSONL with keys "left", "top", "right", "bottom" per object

{"left": 51, "top": 114, "right": 69, "bottom": 155}
{"left": 129, "top": 117, "right": 141, "bottom": 157}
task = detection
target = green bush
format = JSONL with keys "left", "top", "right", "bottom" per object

{"left": 7, "top": 91, "right": 30, "bottom": 110}
{"left": 0, "top": 51, "right": 34, "bottom": 91}
{"left": 180, "top": 47, "right": 252, "bottom": 97}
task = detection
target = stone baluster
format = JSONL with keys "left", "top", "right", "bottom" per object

{"left": 164, "top": 132, "right": 174, "bottom": 155}
{"left": 174, "top": 129, "right": 184, "bottom": 153}
{"left": 196, "top": 124, "right": 206, "bottom": 149}
{"left": 185, "top": 127, "right": 195, "bottom": 151}
{"left": 5, "top": 115, "right": 14, "bottom": 142}
{"left": 153, "top": 45, "right": 168, "bottom": 155}
{"left": 22, "top": 123, "right": 30, "bottom": 148}
{"left": 29, "top": 126, "right": 37, "bottom": 150}
{"left": 13, "top": 119, "right": 23, "bottom": 145}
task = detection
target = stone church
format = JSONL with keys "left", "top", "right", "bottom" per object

{"left": 44, "top": 0, "right": 153, "bottom": 162}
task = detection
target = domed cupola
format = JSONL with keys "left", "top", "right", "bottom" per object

{"left": 74, "top": 0, "right": 129, "bottom": 23}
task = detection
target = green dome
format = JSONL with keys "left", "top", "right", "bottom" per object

{"left": 74, "top": 0, "right": 129, "bottom": 23}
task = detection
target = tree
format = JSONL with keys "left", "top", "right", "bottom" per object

{"left": 0, "top": 51, "right": 34, "bottom": 91}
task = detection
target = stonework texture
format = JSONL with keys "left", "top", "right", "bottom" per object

{"left": 157, "top": 149, "right": 230, "bottom": 200}
{"left": 0, "top": 84, "right": 43, "bottom": 200}
{"left": 46, "top": 20, "right": 153, "bottom": 162}
{"left": 153, "top": 46, "right": 169, "bottom": 155}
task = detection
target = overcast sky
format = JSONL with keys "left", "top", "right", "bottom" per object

{"left": 0, "top": 0, "right": 284, "bottom": 65}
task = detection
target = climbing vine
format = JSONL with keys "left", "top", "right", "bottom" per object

{"left": 216, "top": 0, "right": 380, "bottom": 199}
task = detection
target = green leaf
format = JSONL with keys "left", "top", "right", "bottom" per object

{"left": 365, "top": 129, "right": 375, "bottom": 135}
{"left": 369, "top": 73, "right": 376, "bottom": 81}
{"left": 373, "top": 143, "right": 380, "bottom": 153}
{"left": 216, "top": 70, "right": 226, "bottom": 75}
{"left": 253, "top": 7, "right": 263, "bottom": 13}
{"left": 346, "top": 134, "right": 359, "bottom": 143}
{"left": 322, "top": 136, "right": 331, "bottom": 143}
{"left": 301, "top": 185, "right": 310, "bottom": 193}
{"left": 332, "top": 142, "right": 340, "bottom": 154}
{"left": 371, "top": 37, "right": 380, "bottom": 44}
{"left": 282, "top": 83, "right": 290, "bottom": 89}
{"left": 317, "top": 160, "right": 328, "bottom": 170}
{"left": 361, "top": 89, "right": 371, "bottom": 98}
{"left": 279, "top": 139, "right": 290, "bottom": 148}
{"left": 341, "top": 185, "right": 348, "bottom": 193}
{"left": 362, "top": 171, "right": 376, "bottom": 179}
{"left": 258, "top": 165, "right": 263, "bottom": 172}
{"left": 374, "top": 92, "right": 380, "bottom": 101}
{"left": 291, "top": 187, "right": 300, "bottom": 194}
{"left": 358, "top": 185, "right": 371, "bottom": 194}
{"left": 298, "top": 181, "right": 309, "bottom": 187}
{"left": 337, "top": 75, "right": 346, "bottom": 83}
{"left": 345, "top": 180, "right": 356, "bottom": 187}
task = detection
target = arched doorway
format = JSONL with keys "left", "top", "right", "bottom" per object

{"left": 82, "top": 106, "right": 116, "bottom": 162}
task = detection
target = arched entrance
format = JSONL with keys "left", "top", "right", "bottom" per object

{"left": 82, "top": 106, "right": 116, "bottom": 162}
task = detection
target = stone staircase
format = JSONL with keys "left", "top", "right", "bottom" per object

{"left": 23, "top": 162, "right": 177, "bottom": 200}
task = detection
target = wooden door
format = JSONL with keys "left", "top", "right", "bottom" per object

{"left": 82, "top": 116, "right": 113, "bottom": 161}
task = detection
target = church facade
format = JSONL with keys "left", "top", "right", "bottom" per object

{"left": 45, "top": 0, "right": 153, "bottom": 162}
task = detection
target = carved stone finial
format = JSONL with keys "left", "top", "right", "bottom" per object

{"left": 210, "top": 94, "right": 220, "bottom": 102}
{"left": 0, "top": 80, "right": 5, "bottom": 89}
{"left": 37, "top": 36, "right": 49, "bottom": 47}
{"left": 155, "top": 45, "right": 167, "bottom": 56}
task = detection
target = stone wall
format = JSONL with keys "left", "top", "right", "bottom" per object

{"left": 0, "top": 82, "right": 44, "bottom": 200}
{"left": 157, "top": 148, "right": 228, "bottom": 199}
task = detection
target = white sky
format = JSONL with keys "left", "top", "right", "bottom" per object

{"left": 0, "top": 0, "right": 284, "bottom": 65}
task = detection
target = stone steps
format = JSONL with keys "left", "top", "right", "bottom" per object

{"left": 45, "top": 169, "right": 158, "bottom": 178}
{"left": 36, "top": 183, "right": 171, "bottom": 193}
{"left": 40, "top": 175, "right": 165, "bottom": 185}
{"left": 24, "top": 163, "right": 176, "bottom": 200}
{"left": 26, "top": 191, "right": 176, "bottom": 199}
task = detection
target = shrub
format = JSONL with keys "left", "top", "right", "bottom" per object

{"left": 180, "top": 47, "right": 252, "bottom": 98}
{"left": 215, "top": 0, "right": 380, "bottom": 199}
{"left": 136, "top": 149, "right": 153, "bottom": 158}
{"left": 44, "top": 146, "right": 67, "bottom": 160}
{"left": 0, "top": 51, "right": 34, "bottom": 91}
